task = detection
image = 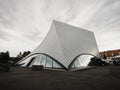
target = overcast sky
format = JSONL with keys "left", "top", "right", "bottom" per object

{"left": 0, "top": 0, "right": 120, "bottom": 56}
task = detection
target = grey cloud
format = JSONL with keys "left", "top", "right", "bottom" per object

{"left": 0, "top": 0, "right": 120, "bottom": 56}
{"left": 85, "top": 0, "right": 120, "bottom": 33}
{"left": 0, "top": 0, "right": 17, "bottom": 27}
{"left": 0, "top": 30, "right": 10, "bottom": 41}
{"left": 24, "top": 28, "right": 43, "bottom": 42}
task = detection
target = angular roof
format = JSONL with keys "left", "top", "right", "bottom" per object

{"left": 19, "top": 20, "right": 99, "bottom": 69}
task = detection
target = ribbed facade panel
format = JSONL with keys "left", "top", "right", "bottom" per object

{"left": 18, "top": 20, "right": 100, "bottom": 69}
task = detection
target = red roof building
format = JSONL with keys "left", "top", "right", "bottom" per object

{"left": 100, "top": 49, "right": 120, "bottom": 57}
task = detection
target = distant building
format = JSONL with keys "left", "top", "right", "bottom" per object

{"left": 100, "top": 49, "right": 120, "bottom": 58}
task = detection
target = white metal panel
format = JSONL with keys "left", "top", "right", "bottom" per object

{"left": 18, "top": 20, "right": 100, "bottom": 69}
{"left": 30, "top": 22, "right": 67, "bottom": 68}
{"left": 54, "top": 20, "right": 99, "bottom": 67}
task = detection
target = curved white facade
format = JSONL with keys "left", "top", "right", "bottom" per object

{"left": 18, "top": 20, "right": 100, "bottom": 70}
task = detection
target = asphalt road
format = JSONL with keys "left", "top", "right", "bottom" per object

{"left": 0, "top": 66, "right": 120, "bottom": 90}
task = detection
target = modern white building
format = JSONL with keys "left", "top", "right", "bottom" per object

{"left": 18, "top": 20, "right": 100, "bottom": 71}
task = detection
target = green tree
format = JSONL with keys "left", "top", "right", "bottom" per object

{"left": 0, "top": 51, "right": 10, "bottom": 63}
{"left": 103, "top": 54, "right": 107, "bottom": 60}
{"left": 22, "top": 51, "right": 31, "bottom": 58}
